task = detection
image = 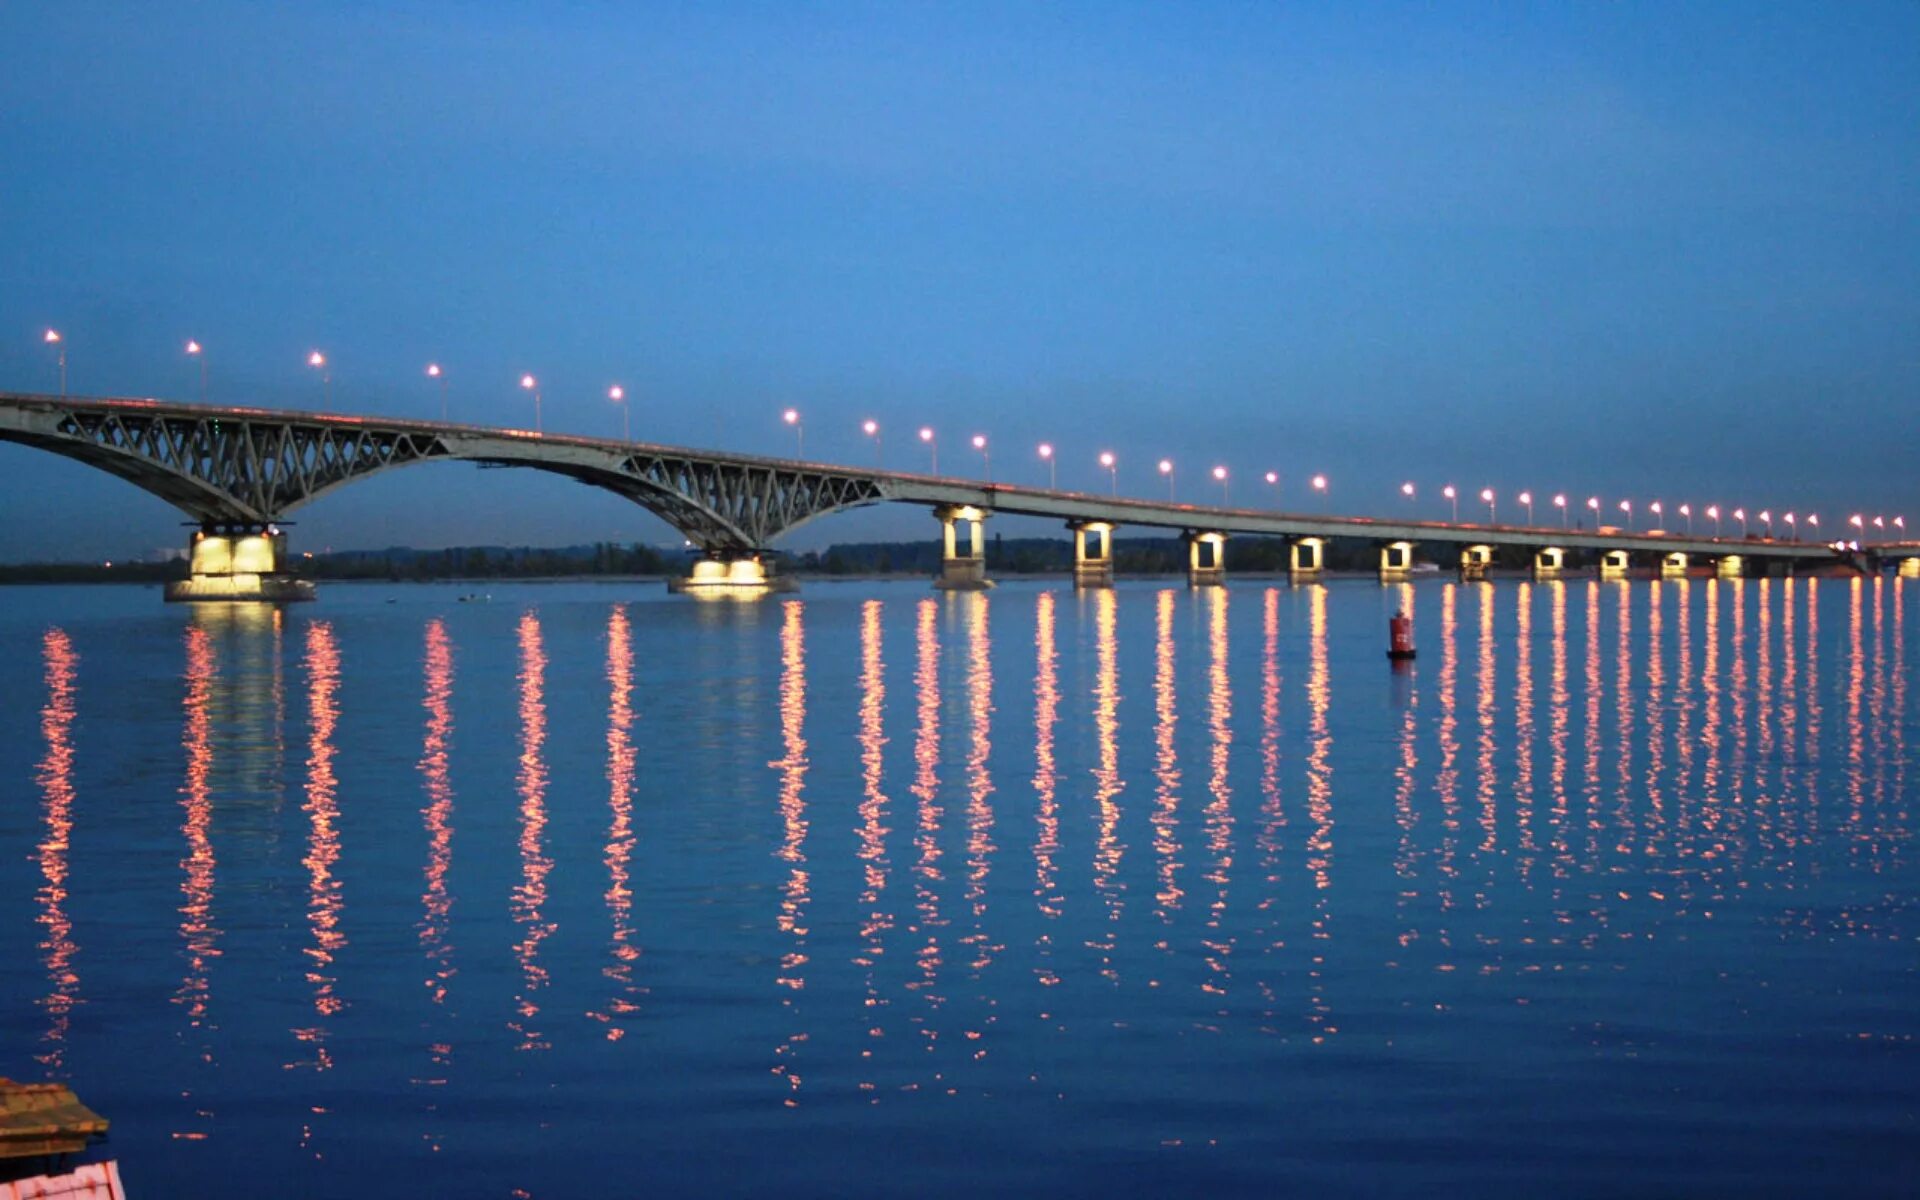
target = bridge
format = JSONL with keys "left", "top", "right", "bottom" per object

{"left": 0, "top": 392, "right": 1906, "bottom": 600}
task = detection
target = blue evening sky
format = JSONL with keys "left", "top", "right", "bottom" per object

{"left": 1, "top": 2, "right": 1915, "bottom": 559}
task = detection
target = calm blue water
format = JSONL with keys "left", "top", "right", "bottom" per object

{"left": 2, "top": 576, "right": 1916, "bottom": 1197}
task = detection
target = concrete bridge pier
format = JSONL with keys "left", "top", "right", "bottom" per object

{"left": 932, "top": 505, "right": 993, "bottom": 590}
{"left": 1533, "top": 546, "right": 1566, "bottom": 579}
{"left": 1600, "top": 549, "right": 1632, "bottom": 580}
{"left": 1901, "top": 558, "right": 1920, "bottom": 579}
{"left": 669, "top": 552, "right": 795, "bottom": 596}
{"left": 1716, "top": 555, "right": 1745, "bottom": 579}
{"left": 1290, "top": 536, "right": 1325, "bottom": 582}
{"left": 1459, "top": 543, "right": 1493, "bottom": 581}
{"left": 1186, "top": 531, "right": 1227, "bottom": 587}
{"left": 1071, "top": 520, "right": 1115, "bottom": 588}
{"left": 1378, "top": 540, "right": 1414, "bottom": 582}
{"left": 1662, "top": 551, "right": 1689, "bottom": 578}
{"left": 164, "top": 522, "right": 315, "bottom": 603}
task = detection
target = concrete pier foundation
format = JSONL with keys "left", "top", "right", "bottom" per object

{"left": 1600, "top": 549, "right": 1632, "bottom": 580}
{"left": 1186, "top": 531, "right": 1226, "bottom": 587}
{"left": 933, "top": 505, "right": 993, "bottom": 590}
{"left": 1901, "top": 558, "right": 1920, "bottom": 579}
{"left": 1290, "top": 536, "right": 1325, "bottom": 582}
{"left": 1662, "top": 551, "right": 1689, "bottom": 578}
{"left": 1071, "top": 520, "right": 1115, "bottom": 588}
{"left": 164, "top": 523, "right": 315, "bottom": 603}
{"left": 669, "top": 554, "right": 795, "bottom": 596}
{"left": 1716, "top": 555, "right": 1745, "bottom": 579}
{"left": 1459, "top": 543, "right": 1493, "bottom": 581}
{"left": 1533, "top": 547, "right": 1566, "bottom": 579}
{"left": 1378, "top": 540, "right": 1414, "bottom": 582}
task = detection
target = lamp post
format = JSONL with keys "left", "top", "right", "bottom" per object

{"left": 1481, "top": 487, "right": 1496, "bottom": 524}
{"left": 1783, "top": 512, "right": 1796, "bottom": 540}
{"left": 1401, "top": 481, "right": 1415, "bottom": 506}
{"left": 1038, "top": 443, "right": 1056, "bottom": 490}
{"left": 309, "top": 351, "right": 331, "bottom": 410}
{"left": 1100, "top": 451, "right": 1117, "bottom": 495}
{"left": 44, "top": 330, "right": 65, "bottom": 396}
{"left": 1266, "top": 471, "right": 1279, "bottom": 506}
{"left": 1707, "top": 505, "right": 1721, "bottom": 536}
{"left": 862, "top": 419, "right": 881, "bottom": 466}
{"left": 1312, "top": 474, "right": 1328, "bottom": 509}
{"left": 1759, "top": 509, "right": 1773, "bottom": 538}
{"left": 920, "top": 427, "right": 936, "bottom": 474}
{"left": 1213, "top": 465, "right": 1229, "bottom": 506}
{"left": 1733, "top": 507, "right": 1747, "bottom": 536}
{"left": 1850, "top": 514, "right": 1865, "bottom": 539}
{"left": 1619, "top": 499, "right": 1633, "bottom": 531}
{"left": 1895, "top": 516, "right": 1906, "bottom": 534}
{"left": 1519, "top": 491, "right": 1534, "bottom": 525}
{"left": 972, "top": 434, "right": 990, "bottom": 481}
{"left": 1806, "top": 514, "right": 1820, "bottom": 534}
{"left": 1679, "top": 503, "right": 1692, "bottom": 534}
{"left": 1159, "top": 459, "right": 1174, "bottom": 500}
{"left": 186, "top": 340, "right": 207, "bottom": 403}
{"left": 609, "top": 385, "right": 628, "bottom": 440}
{"left": 427, "top": 363, "right": 447, "bottom": 421}
{"left": 520, "top": 373, "right": 541, "bottom": 432}
{"left": 1442, "top": 484, "right": 1458, "bottom": 522}
{"left": 1554, "top": 493, "right": 1568, "bottom": 527}
{"left": 783, "top": 408, "right": 803, "bottom": 457}
{"left": 1649, "top": 500, "right": 1663, "bottom": 530}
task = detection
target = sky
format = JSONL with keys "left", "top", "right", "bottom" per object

{"left": 1, "top": 1, "right": 1915, "bottom": 560}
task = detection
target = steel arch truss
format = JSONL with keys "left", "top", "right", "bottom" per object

{"left": 615, "top": 451, "right": 887, "bottom": 551}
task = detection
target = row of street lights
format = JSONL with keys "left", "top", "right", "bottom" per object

{"left": 25, "top": 331, "right": 1912, "bottom": 540}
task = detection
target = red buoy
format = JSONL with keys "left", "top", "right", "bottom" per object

{"left": 1387, "top": 611, "right": 1416, "bottom": 661}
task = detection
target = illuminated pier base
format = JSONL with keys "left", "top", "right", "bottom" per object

{"left": 933, "top": 505, "right": 993, "bottom": 590}
{"left": 1186, "top": 531, "right": 1226, "bottom": 587}
{"left": 164, "top": 524, "right": 315, "bottom": 603}
{"left": 1662, "top": 551, "right": 1689, "bottom": 578}
{"left": 1901, "top": 558, "right": 1920, "bottom": 579}
{"left": 1716, "top": 555, "right": 1745, "bottom": 579}
{"left": 1290, "top": 536, "right": 1325, "bottom": 582}
{"left": 1600, "top": 549, "right": 1632, "bottom": 580}
{"left": 1071, "top": 520, "right": 1114, "bottom": 588}
{"left": 1533, "top": 546, "right": 1566, "bottom": 579}
{"left": 1459, "top": 543, "right": 1493, "bottom": 581}
{"left": 1378, "top": 540, "right": 1414, "bottom": 582}
{"left": 668, "top": 554, "right": 795, "bottom": 596}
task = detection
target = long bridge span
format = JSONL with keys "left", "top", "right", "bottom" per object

{"left": 0, "top": 392, "right": 1906, "bottom": 599}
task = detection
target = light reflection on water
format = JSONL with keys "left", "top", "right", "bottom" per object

{"left": 3, "top": 577, "right": 1918, "bottom": 1197}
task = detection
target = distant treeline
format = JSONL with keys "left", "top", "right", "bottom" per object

{"left": 0, "top": 534, "right": 1563, "bottom": 585}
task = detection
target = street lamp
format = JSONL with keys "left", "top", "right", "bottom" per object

{"left": 1619, "top": 499, "right": 1633, "bottom": 531}
{"left": 1895, "top": 516, "right": 1907, "bottom": 534}
{"left": 521, "top": 373, "right": 541, "bottom": 432}
{"left": 44, "top": 330, "right": 65, "bottom": 396}
{"left": 1481, "top": 487, "right": 1496, "bottom": 524}
{"left": 1213, "top": 465, "right": 1229, "bottom": 506}
{"left": 609, "top": 385, "right": 628, "bottom": 440}
{"left": 427, "top": 363, "right": 447, "bottom": 421}
{"left": 1679, "top": 503, "right": 1692, "bottom": 533}
{"left": 920, "top": 427, "right": 936, "bottom": 473}
{"left": 1706, "top": 504, "right": 1721, "bottom": 536}
{"left": 1849, "top": 514, "right": 1865, "bottom": 538}
{"left": 783, "top": 408, "right": 803, "bottom": 457}
{"left": 1807, "top": 514, "right": 1820, "bottom": 533}
{"left": 1733, "top": 507, "right": 1747, "bottom": 536}
{"left": 1038, "top": 442, "right": 1056, "bottom": 489}
{"left": 1586, "top": 496, "right": 1600, "bottom": 529}
{"left": 1649, "top": 500, "right": 1663, "bottom": 529}
{"left": 185, "top": 340, "right": 208, "bottom": 404}
{"left": 309, "top": 351, "right": 331, "bottom": 410}
{"left": 1759, "top": 509, "right": 1773, "bottom": 537}
{"left": 1783, "top": 512, "right": 1796, "bottom": 539}
{"left": 972, "top": 434, "right": 990, "bottom": 481}
{"left": 1265, "top": 471, "right": 1280, "bottom": 505}
{"left": 1519, "top": 490, "right": 1534, "bottom": 525}
{"left": 1442, "top": 484, "right": 1458, "bottom": 522}
{"left": 1159, "top": 458, "right": 1174, "bottom": 500}
{"left": 1554, "top": 493, "right": 1568, "bottom": 527}
{"left": 1311, "top": 474, "right": 1328, "bottom": 509}
{"left": 862, "top": 419, "right": 881, "bottom": 466}
{"left": 1401, "top": 481, "right": 1415, "bottom": 503}
{"left": 1099, "top": 451, "right": 1117, "bottom": 495}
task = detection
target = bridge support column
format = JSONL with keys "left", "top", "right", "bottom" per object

{"left": 164, "top": 523, "right": 315, "bottom": 603}
{"left": 1459, "top": 543, "right": 1493, "bottom": 581}
{"left": 1600, "top": 549, "right": 1632, "bottom": 579}
{"left": 1901, "top": 558, "right": 1920, "bottom": 579}
{"left": 1290, "top": 537, "right": 1325, "bottom": 582}
{"left": 933, "top": 505, "right": 993, "bottom": 590}
{"left": 1186, "top": 531, "right": 1226, "bottom": 587}
{"left": 1378, "top": 540, "right": 1414, "bottom": 582}
{"left": 669, "top": 552, "right": 795, "bottom": 596}
{"left": 1662, "top": 551, "right": 1689, "bottom": 578}
{"left": 1716, "top": 555, "right": 1744, "bottom": 579}
{"left": 1071, "top": 520, "right": 1114, "bottom": 588}
{"left": 1533, "top": 547, "right": 1566, "bottom": 579}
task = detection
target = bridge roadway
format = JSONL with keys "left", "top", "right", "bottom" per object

{"left": 0, "top": 391, "right": 1901, "bottom": 595}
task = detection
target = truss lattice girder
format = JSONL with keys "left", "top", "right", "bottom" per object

{"left": 0, "top": 398, "right": 886, "bottom": 553}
